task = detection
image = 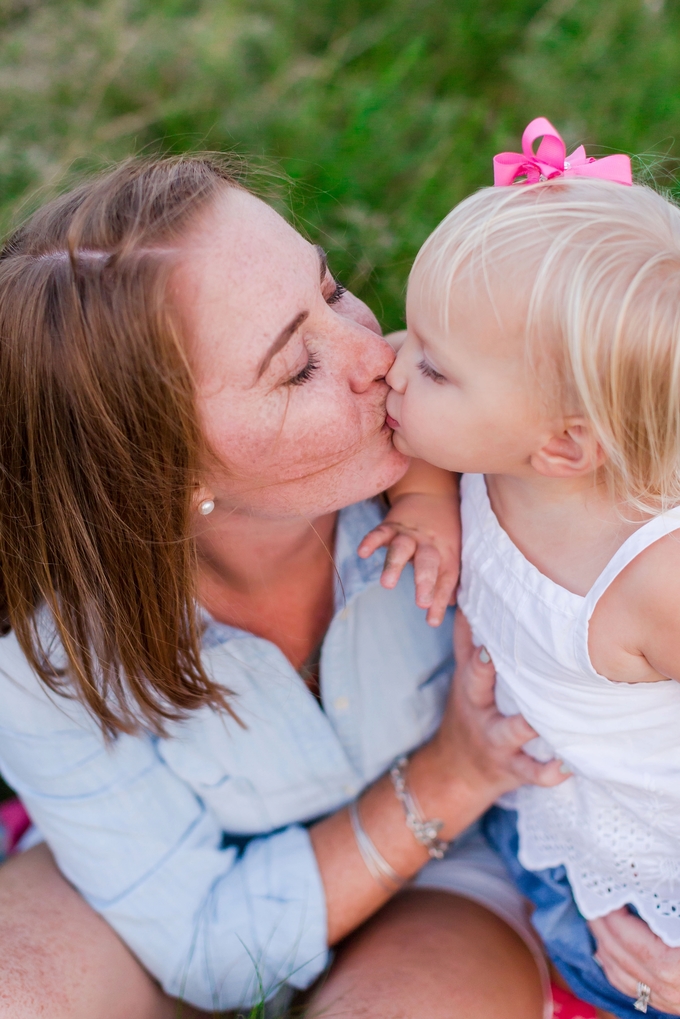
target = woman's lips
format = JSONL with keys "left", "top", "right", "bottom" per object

{"left": 386, "top": 413, "right": 400, "bottom": 430}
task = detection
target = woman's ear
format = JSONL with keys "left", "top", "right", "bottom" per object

{"left": 530, "top": 418, "right": 606, "bottom": 478}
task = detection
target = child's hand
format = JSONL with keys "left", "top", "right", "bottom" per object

{"left": 358, "top": 490, "right": 461, "bottom": 627}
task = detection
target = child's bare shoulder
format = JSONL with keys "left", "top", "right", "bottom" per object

{"left": 589, "top": 531, "right": 680, "bottom": 684}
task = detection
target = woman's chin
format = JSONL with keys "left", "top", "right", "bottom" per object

{"left": 383, "top": 446, "right": 411, "bottom": 484}
{"left": 342, "top": 440, "right": 409, "bottom": 506}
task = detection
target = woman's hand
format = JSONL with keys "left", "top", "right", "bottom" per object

{"left": 312, "top": 609, "right": 568, "bottom": 944}
{"left": 590, "top": 909, "right": 680, "bottom": 1015}
{"left": 408, "top": 611, "right": 568, "bottom": 833}
{"left": 358, "top": 488, "right": 461, "bottom": 628}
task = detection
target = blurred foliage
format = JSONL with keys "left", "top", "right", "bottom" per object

{"left": 1, "top": 0, "right": 680, "bottom": 327}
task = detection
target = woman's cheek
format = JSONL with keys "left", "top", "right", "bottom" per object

{"left": 257, "top": 368, "right": 375, "bottom": 476}
{"left": 302, "top": 396, "right": 362, "bottom": 459}
{"left": 256, "top": 386, "right": 361, "bottom": 474}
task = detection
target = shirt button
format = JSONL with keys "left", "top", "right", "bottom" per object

{"left": 343, "top": 783, "right": 357, "bottom": 796}
{"left": 333, "top": 695, "right": 349, "bottom": 712}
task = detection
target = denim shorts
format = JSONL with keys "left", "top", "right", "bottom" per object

{"left": 483, "top": 806, "right": 680, "bottom": 1019}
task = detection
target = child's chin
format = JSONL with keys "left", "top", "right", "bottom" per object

{"left": 390, "top": 430, "right": 414, "bottom": 456}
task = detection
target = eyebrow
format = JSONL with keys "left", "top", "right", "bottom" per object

{"left": 255, "top": 247, "right": 328, "bottom": 381}
{"left": 256, "top": 310, "right": 309, "bottom": 380}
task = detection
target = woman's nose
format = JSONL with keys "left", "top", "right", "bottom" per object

{"left": 347, "top": 329, "right": 395, "bottom": 393}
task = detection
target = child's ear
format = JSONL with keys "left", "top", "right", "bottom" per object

{"left": 530, "top": 418, "right": 606, "bottom": 478}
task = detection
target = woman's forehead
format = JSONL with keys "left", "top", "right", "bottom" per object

{"left": 185, "top": 188, "right": 310, "bottom": 279}
{"left": 173, "top": 189, "right": 318, "bottom": 382}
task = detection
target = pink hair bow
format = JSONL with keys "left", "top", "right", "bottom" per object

{"left": 493, "top": 117, "right": 632, "bottom": 187}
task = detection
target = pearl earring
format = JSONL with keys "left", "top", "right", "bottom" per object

{"left": 198, "top": 498, "right": 215, "bottom": 515}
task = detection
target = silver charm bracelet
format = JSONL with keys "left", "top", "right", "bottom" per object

{"left": 390, "top": 755, "right": 449, "bottom": 860}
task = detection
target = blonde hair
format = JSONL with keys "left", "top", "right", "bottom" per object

{"left": 413, "top": 178, "right": 680, "bottom": 514}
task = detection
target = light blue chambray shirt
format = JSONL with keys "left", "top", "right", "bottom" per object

{"left": 0, "top": 498, "right": 454, "bottom": 1011}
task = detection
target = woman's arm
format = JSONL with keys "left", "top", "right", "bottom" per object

{"left": 312, "top": 611, "right": 567, "bottom": 943}
{"left": 0, "top": 613, "right": 564, "bottom": 1010}
{"left": 0, "top": 640, "right": 327, "bottom": 1013}
{"left": 1, "top": 745, "right": 326, "bottom": 1013}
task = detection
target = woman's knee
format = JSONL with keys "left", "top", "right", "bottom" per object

{"left": 0, "top": 844, "right": 180, "bottom": 1019}
{"left": 307, "top": 888, "right": 545, "bottom": 1019}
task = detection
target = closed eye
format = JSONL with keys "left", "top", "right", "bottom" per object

{"left": 417, "top": 358, "right": 446, "bottom": 383}
{"left": 288, "top": 351, "right": 320, "bottom": 386}
{"left": 326, "top": 280, "right": 347, "bottom": 305}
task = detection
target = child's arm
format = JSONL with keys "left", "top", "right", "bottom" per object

{"left": 358, "top": 460, "right": 460, "bottom": 627}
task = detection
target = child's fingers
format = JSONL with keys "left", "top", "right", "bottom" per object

{"left": 380, "top": 533, "right": 418, "bottom": 589}
{"left": 413, "top": 544, "right": 441, "bottom": 609}
{"left": 358, "top": 523, "right": 396, "bottom": 559}
{"left": 425, "top": 568, "right": 459, "bottom": 627}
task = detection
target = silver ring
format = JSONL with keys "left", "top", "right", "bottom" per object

{"left": 634, "top": 981, "right": 651, "bottom": 1013}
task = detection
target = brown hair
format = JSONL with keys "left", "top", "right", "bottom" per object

{"left": 0, "top": 156, "right": 243, "bottom": 736}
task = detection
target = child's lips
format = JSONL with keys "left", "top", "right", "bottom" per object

{"left": 386, "top": 413, "right": 400, "bottom": 430}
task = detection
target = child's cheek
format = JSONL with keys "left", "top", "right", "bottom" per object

{"left": 399, "top": 406, "right": 430, "bottom": 459}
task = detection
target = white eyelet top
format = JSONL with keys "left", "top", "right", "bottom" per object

{"left": 458, "top": 473, "right": 680, "bottom": 945}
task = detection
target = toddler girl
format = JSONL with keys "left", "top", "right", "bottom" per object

{"left": 368, "top": 120, "right": 680, "bottom": 1018}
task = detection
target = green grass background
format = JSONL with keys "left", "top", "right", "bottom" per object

{"left": 1, "top": 0, "right": 680, "bottom": 331}
{"left": 0, "top": 3, "right": 678, "bottom": 1008}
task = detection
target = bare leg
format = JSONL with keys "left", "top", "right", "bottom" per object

{"left": 0, "top": 844, "right": 206, "bottom": 1019}
{"left": 306, "top": 889, "right": 545, "bottom": 1019}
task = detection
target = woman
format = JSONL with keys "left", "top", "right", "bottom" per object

{"left": 0, "top": 157, "right": 676, "bottom": 1019}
